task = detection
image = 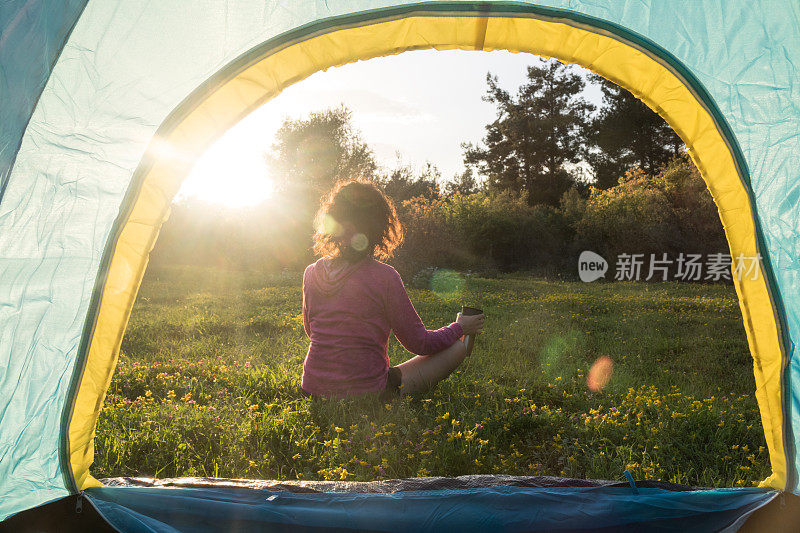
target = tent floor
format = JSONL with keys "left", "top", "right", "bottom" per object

{"left": 2, "top": 476, "right": 797, "bottom": 532}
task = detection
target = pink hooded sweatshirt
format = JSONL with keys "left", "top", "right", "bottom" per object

{"left": 301, "top": 257, "right": 463, "bottom": 396}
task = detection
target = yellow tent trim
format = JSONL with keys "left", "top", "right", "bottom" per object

{"left": 66, "top": 12, "right": 787, "bottom": 490}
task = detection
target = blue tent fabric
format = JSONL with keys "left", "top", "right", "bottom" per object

{"left": 85, "top": 485, "right": 778, "bottom": 533}
{"left": 0, "top": 0, "right": 88, "bottom": 517}
{"left": 0, "top": 0, "right": 87, "bottom": 199}
{"left": 1, "top": 0, "right": 800, "bottom": 528}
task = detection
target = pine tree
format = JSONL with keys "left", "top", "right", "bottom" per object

{"left": 463, "top": 59, "right": 593, "bottom": 206}
{"left": 587, "top": 75, "right": 684, "bottom": 189}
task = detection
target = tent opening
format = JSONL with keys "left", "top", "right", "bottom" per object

{"left": 94, "top": 47, "right": 770, "bottom": 492}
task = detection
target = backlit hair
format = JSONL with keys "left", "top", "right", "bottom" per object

{"left": 313, "top": 180, "right": 403, "bottom": 262}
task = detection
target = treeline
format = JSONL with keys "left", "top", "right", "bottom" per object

{"left": 393, "top": 156, "right": 726, "bottom": 277}
{"left": 152, "top": 156, "right": 725, "bottom": 279}
{"left": 151, "top": 59, "right": 727, "bottom": 278}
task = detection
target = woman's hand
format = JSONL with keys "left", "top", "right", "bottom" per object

{"left": 457, "top": 312, "right": 485, "bottom": 336}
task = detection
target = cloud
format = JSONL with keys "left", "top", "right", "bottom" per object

{"left": 278, "top": 83, "right": 436, "bottom": 124}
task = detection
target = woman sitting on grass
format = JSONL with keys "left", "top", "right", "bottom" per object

{"left": 301, "top": 180, "right": 485, "bottom": 398}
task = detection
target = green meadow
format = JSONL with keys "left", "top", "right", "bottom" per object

{"left": 94, "top": 265, "right": 770, "bottom": 487}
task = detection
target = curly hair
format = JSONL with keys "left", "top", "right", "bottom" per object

{"left": 313, "top": 180, "right": 403, "bottom": 262}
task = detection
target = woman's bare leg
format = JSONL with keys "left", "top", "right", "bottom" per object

{"left": 397, "top": 340, "right": 468, "bottom": 395}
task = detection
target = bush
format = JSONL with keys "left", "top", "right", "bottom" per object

{"left": 655, "top": 156, "right": 727, "bottom": 256}
{"left": 577, "top": 168, "right": 680, "bottom": 260}
{"left": 391, "top": 195, "right": 482, "bottom": 277}
{"left": 445, "top": 191, "right": 571, "bottom": 273}
{"left": 576, "top": 157, "right": 727, "bottom": 263}
{"left": 393, "top": 191, "right": 571, "bottom": 277}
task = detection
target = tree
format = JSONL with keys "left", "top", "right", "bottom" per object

{"left": 587, "top": 75, "right": 684, "bottom": 189}
{"left": 463, "top": 59, "right": 594, "bottom": 206}
{"left": 267, "top": 105, "right": 378, "bottom": 207}
{"left": 444, "top": 167, "right": 480, "bottom": 197}
{"left": 379, "top": 160, "right": 441, "bottom": 205}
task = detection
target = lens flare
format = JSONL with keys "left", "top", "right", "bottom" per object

{"left": 350, "top": 232, "right": 368, "bottom": 251}
{"left": 539, "top": 330, "right": 586, "bottom": 379}
{"left": 321, "top": 214, "right": 343, "bottom": 237}
{"left": 429, "top": 269, "right": 465, "bottom": 300}
{"left": 587, "top": 356, "right": 614, "bottom": 392}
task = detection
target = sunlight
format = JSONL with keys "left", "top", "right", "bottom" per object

{"left": 180, "top": 123, "right": 274, "bottom": 208}
{"left": 177, "top": 50, "right": 561, "bottom": 207}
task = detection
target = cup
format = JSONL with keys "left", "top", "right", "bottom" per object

{"left": 461, "top": 305, "right": 483, "bottom": 355}
{"left": 461, "top": 306, "right": 483, "bottom": 316}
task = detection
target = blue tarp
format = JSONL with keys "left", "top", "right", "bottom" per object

{"left": 86, "top": 485, "right": 778, "bottom": 532}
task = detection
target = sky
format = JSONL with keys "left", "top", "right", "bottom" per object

{"left": 180, "top": 49, "right": 604, "bottom": 207}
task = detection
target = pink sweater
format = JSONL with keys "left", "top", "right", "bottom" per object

{"left": 301, "top": 257, "right": 463, "bottom": 396}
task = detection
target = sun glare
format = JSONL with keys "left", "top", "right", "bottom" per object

{"left": 177, "top": 50, "right": 600, "bottom": 208}
{"left": 180, "top": 123, "right": 274, "bottom": 208}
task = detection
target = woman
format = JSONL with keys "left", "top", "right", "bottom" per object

{"left": 301, "top": 180, "right": 485, "bottom": 398}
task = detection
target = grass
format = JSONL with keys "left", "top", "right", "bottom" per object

{"left": 94, "top": 265, "right": 770, "bottom": 487}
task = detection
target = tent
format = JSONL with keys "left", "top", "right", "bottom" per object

{"left": 1, "top": 0, "right": 798, "bottom": 530}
